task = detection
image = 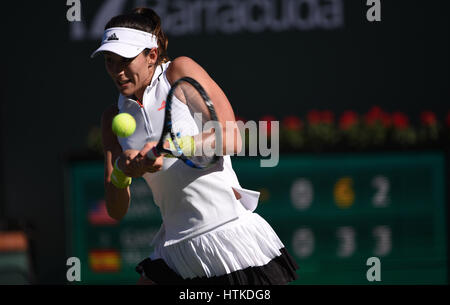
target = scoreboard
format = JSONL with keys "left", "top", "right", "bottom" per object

{"left": 65, "top": 152, "right": 448, "bottom": 284}
{"left": 234, "top": 152, "right": 448, "bottom": 284}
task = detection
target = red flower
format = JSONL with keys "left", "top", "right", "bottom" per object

{"left": 307, "top": 110, "right": 321, "bottom": 125}
{"left": 320, "top": 110, "right": 334, "bottom": 124}
{"left": 235, "top": 115, "right": 247, "bottom": 123}
{"left": 391, "top": 112, "right": 409, "bottom": 129}
{"left": 260, "top": 115, "right": 277, "bottom": 134}
{"left": 282, "top": 116, "right": 303, "bottom": 130}
{"left": 339, "top": 111, "right": 358, "bottom": 130}
{"left": 307, "top": 110, "right": 334, "bottom": 125}
{"left": 420, "top": 111, "right": 437, "bottom": 126}
{"left": 365, "top": 106, "right": 382, "bottom": 123}
{"left": 364, "top": 106, "right": 390, "bottom": 126}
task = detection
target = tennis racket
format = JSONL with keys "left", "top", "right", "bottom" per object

{"left": 147, "top": 76, "right": 221, "bottom": 169}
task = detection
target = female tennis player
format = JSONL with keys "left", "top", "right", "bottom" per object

{"left": 93, "top": 7, "right": 298, "bottom": 285}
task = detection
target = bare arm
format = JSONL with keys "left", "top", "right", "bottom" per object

{"left": 166, "top": 56, "right": 242, "bottom": 155}
{"left": 101, "top": 104, "right": 131, "bottom": 221}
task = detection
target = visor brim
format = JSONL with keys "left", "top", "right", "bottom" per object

{"left": 90, "top": 43, "right": 146, "bottom": 59}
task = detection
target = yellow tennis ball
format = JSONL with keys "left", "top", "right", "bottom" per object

{"left": 112, "top": 113, "right": 136, "bottom": 138}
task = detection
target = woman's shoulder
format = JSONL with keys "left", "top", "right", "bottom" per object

{"left": 166, "top": 56, "right": 205, "bottom": 84}
{"left": 169, "top": 56, "right": 198, "bottom": 68}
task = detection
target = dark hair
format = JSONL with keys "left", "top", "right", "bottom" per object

{"left": 105, "top": 8, "right": 169, "bottom": 65}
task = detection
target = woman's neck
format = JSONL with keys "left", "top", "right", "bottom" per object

{"left": 134, "top": 66, "right": 156, "bottom": 101}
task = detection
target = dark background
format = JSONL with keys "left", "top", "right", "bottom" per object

{"left": 1, "top": 0, "right": 449, "bottom": 283}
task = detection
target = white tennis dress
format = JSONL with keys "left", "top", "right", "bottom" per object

{"left": 116, "top": 62, "right": 285, "bottom": 280}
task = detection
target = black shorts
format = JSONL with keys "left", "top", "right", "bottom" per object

{"left": 135, "top": 247, "right": 299, "bottom": 285}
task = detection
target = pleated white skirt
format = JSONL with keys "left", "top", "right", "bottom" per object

{"left": 149, "top": 210, "right": 285, "bottom": 279}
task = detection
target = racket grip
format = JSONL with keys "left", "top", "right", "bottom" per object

{"left": 147, "top": 146, "right": 160, "bottom": 160}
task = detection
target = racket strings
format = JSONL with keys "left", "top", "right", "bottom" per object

{"left": 169, "top": 81, "right": 219, "bottom": 167}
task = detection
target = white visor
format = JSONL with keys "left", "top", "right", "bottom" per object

{"left": 90, "top": 27, "right": 158, "bottom": 58}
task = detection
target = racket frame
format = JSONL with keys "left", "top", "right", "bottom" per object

{"left": 149, "top": 76, "right": 220, "bottom": 169}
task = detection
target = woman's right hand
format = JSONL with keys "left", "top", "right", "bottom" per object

{"left": 117, "top": 143, "right": 163, "bottom": 177}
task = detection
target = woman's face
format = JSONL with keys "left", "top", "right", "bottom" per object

{"left": 104, "top": 50, "right": 155, "bottom": 99}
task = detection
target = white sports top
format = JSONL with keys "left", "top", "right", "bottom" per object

{"left": 117, "top": 62, "right": 260, "bottom": 246}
